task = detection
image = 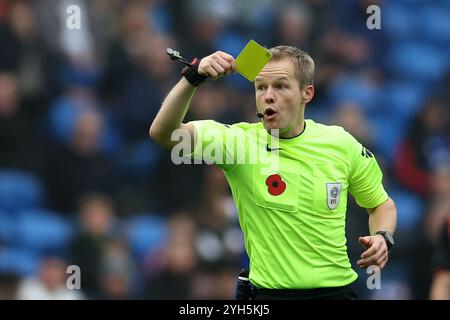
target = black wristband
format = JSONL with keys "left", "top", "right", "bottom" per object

{"left": 181, "top": 58, "right": 207, "bottom": 87}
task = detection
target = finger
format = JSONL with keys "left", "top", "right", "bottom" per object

{"left": 357, "top": 253, "right": 379, "bottom": 268}
{"left": 380, "top": 256, "right": 388, "bottom": 269}
{"left": 358, "top": 248, "right": 386, "bottom": 268}
{"left": 204, "top": 64, "right": 218, "bottom": 79}
{"left": 358, "top": 259, "right": 379, "bottom": 269}
{"left": 213, "top": 56, "right": 232, "bottom": 72}
{"left": 357, "top": 262, "right": 368, "bottom": 269}
{"left": 374, "top": 248, "right": 387, "bottom": 262}
{"left": 360, "top": 244, "right": 379, "bottom": 259}
{"left": 378, "top": 254, "right": 388, "bottom": 269}
{"left": 358, "top": 236, "right": 371, "bottom": 249}
{"left": 210, "top": 61, "right": 226, "bottom": 76}
{"left": 361, "top": 241, "right": 384, "bottom": 259}
{"left": 216, "top": 51, "right": 235, "bottom": 63}
{"left": 358, "top": 253, "right": 379, "bottom": 267}
{"left": 375, "top": 251, "right": 387, "bottom": 265}
{"left": 231, "top": 61, "right": 237, "bottom": 73}
{"left": 357, "top": 258, "right": 373, "bottom": 268}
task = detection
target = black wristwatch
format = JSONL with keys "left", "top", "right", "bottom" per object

{"left": 376, "top": 231, "right": 395, "bottom": 251}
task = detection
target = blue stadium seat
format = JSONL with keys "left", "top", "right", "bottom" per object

{"left": 419, "top": 6, "right": 450, "bottom": 45}
{"left": 125, "top": 214, "right": 167, "bottom": 261}
{"left": 150, "top": 4, "right": 172, "bottom": 34}
{"left": 47, "top": 97, "right": 78, "bottom": 144}
{"left": 0, "top": 170, "right": 45, "bottom": 213}
{"left": 0, "top": 212, "right": 19, "bottom": 244}
{"left": 388, "top": 42, "right": 449, "bottom": 83}
{"left": 0, "top": 246, "right": 40, "bottom": 276}
{"left": 328, "top": 75, "right": 379, "bottom": 114}
{"left": 383, "top": 3, "right": 417, "bottom": 41}
{"left": 371, "top": 115, "right": 407, "bottom": 162}
{"left": 116, "top": 139, "right": 162, "bottom": 179}
{"left": 16, "top": 209, "right": 74, "bottom": 254}
{"left": 47, "top": 98, "right": 120, "bottom": 153}
{"left": 215, "top": 31, "right": 249, "bottom": 58}
{"left": 388, "top": 188, "right": 425, "bottom": 234}
{"left": 380, "top": 81, "right": 427, "bottom": 120}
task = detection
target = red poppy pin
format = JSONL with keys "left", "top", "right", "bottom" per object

{"left": 265, "top": 174, "right": 286, "bottom": 196}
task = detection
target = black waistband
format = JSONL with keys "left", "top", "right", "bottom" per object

{"left": 251, "top": 282, "right": 356, "bottom": 299}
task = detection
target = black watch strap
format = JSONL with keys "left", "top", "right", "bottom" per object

{"left": 181, "top": 58, "right": 207, "bottom": 87}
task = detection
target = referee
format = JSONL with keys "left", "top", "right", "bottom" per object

{"left": 150, "top": 46, "right": 397, "bottom": 300}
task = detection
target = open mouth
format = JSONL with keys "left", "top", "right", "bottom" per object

{"left": 264, "top": 107, "right": 277, "bottom": 119}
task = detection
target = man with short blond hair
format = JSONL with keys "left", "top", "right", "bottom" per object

{"left": 150, "top": 45, "right": 397, "bottom": 300}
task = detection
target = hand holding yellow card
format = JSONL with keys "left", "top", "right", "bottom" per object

{"left": 235, "top": 40, "right": 272, "bottom": 81}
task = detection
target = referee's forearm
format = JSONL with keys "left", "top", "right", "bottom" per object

{"left": 149, "top": 77, "right": 196, "bottom": 142}
{"left": 367, "top": 197, "right": 397, "bottom": 235}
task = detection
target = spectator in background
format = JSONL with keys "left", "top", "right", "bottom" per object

{"left": 115, "top": 33, "right": 176, "bottom": 142}
{"left": 1, "top": 0, "right": 60, "bottom": 110}
{"left": 0, "top": 72, "right": 44, "bottom": 173}
{"left": 424, "top": 166, "right": 450, "bottom": 244}
{"left": 333, "top": 101, "right": 374, "bottom": 149}
{"left": 99, "top": 238, "right": 137, "bottom": 299}
{"left": 144, "top": 213, "right": 198, "bottom": 299}
{"left": 213, "top": 265, "right": 241, "bottom": 299}
{"left": 333, "top": 101, "right": 379, "bottom": 294}
{"left": 195, "top": 166, "right": 244, "bottom": 270}
{"left": 99, "top": 1, "right": 176, "bottom": 143}
{"left": 395, "top": 99, "right": 450, "bottom": 197}
{"left": 0, "top": 0, "right": 62, "bottom": 138}
{"left": 271, "top": 2, "right": 312, "bottom": 48}
{"left": 178, "top": 1, "right": 225, "bottom": 59}
{"left": 429, "top": 213, "right": 450, "bottom": 300}
{"left": 0, "top": 271, "right": 20, "bottom": 299}
{"left": 409, "top": 165, "right": 450, "bottom": 299}
{"left": 69, "top": 193, "right": 115, "bottom": 298}
{"left": 189, "top": 83, "right": 228, "bottom": 121}
{"left": 45, "top": 108, "right": 116, "bottom": 213}
{"left": 17, "top": 255, "right": 84, "bottom": 300}
{"left": 98, "top": 1, "right": 151, "bottom": 104}
{"left": 0, "top": 1, "right": 31, "bottom": 72}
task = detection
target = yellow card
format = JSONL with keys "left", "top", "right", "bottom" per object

{"left": 235, "top": 40, "right": 272, "bottom": 81}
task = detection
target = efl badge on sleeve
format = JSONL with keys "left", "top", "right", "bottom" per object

{"left": 326, "top": 183, "right": 342, "bottom": 210}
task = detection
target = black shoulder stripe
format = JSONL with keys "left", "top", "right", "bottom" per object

{"left": 361, "top": 146, "right": 374, "bottom": 158}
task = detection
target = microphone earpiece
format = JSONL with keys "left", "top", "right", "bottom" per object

{"left": 257, "top": 112, "right": 264, "bottom": 119}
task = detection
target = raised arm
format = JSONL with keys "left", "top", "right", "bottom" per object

{"left": 149, "top": 51, "right": 236, "bottom": 149}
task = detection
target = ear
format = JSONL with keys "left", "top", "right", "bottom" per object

{"left": 302, "top": 85, "right": 315, "bottom": 104}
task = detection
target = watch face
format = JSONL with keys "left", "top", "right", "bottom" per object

{"left": 385, "top": 232, "right": 394, "bottom": 246}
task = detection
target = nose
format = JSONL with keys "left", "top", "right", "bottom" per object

{"left": 264, "top": 86, "right": 275, "bottom": 104}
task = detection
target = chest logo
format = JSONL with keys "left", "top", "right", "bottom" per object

{"left": 326, "top": 183, "right": 342, "bottom": 210}
{"left": 266, "top": 174, "right": 286, "bottom": 196}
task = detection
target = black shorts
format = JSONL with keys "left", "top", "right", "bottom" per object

{"left": 251, "top": 282, "right": 357, "bottom": 300}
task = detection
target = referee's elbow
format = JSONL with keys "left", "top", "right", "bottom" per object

{"left": 149, "top": 124, "right": 174, "bottom": 150}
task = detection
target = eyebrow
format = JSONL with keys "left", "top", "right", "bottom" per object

{"left": 255, "top": 76, "right": 290, "bottom": 83}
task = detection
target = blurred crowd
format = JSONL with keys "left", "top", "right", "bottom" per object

{"left": 0, "top": 0, "right": 449, "bottom": 300}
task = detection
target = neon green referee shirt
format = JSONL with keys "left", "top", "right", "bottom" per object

{"left": 186, "top": 118, "right": 388, "bottom": 289}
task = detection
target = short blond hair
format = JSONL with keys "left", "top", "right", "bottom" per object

{"left": 268, "top": 46, "right": 315, "bottom": 88}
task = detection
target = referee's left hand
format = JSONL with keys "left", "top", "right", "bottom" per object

{"left": 357, "top": 235, "right": 388, "bottom": 269}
